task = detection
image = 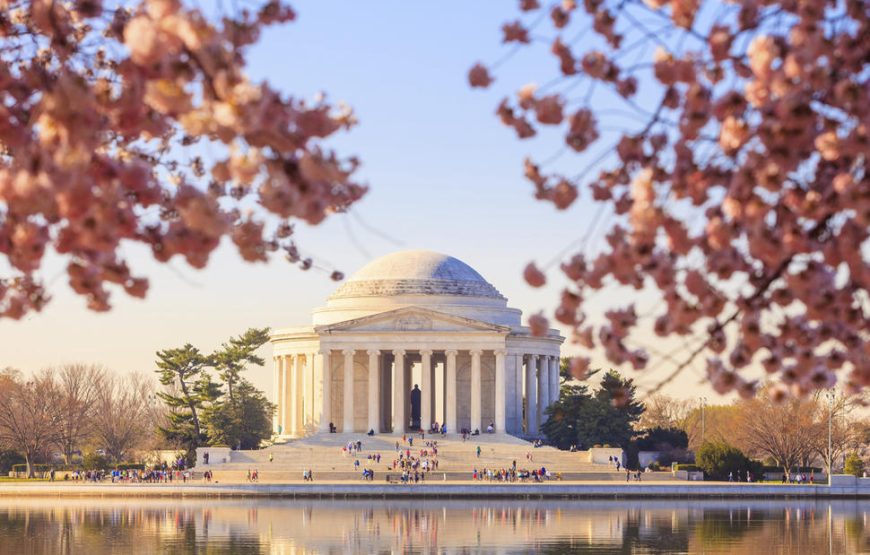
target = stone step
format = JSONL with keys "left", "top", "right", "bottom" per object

{"left": 198, "top": 470, "right": 672, "bottom": 483}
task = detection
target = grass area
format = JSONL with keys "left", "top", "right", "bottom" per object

{"left": 0, "top": 477, "right": 51, "bottom": 483}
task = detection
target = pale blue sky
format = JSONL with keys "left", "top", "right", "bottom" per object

{"left": 0, "top": 2, "right": 717, "bottom": 401}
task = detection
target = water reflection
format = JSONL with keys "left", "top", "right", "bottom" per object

{"left": 0, "top": 497, "right": 867, "bottom": 554}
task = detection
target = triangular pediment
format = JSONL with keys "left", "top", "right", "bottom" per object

{"left": 315, "top": 307, "right": 510, "bottom": 334}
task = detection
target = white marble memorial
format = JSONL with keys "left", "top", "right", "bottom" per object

{"left": 271, "top": 250, "right": 563, "bottom": 438}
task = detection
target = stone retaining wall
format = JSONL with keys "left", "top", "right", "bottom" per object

{"left": 2, "top": 481, "right": 870, "bottom": 499}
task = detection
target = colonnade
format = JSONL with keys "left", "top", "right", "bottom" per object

{"left": 273, "top": 352, "right": 318, "bottom": 437}
{"left": 273, "top": 348, "right": 561, "bottom": 437}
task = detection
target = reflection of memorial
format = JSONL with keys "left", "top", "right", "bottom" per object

{"left": 0, "top": 498, "right": 866, "bottom": 554}
{"left": 271, "top": 250, "right": 564, "bottom": 438}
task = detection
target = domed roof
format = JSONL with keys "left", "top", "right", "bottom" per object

{"left": 330, "top": 250, "right": 505, "bottom": 300}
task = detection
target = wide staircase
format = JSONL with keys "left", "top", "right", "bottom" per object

{"left": 198, "top": 433, "right": 672, "bottom": 483}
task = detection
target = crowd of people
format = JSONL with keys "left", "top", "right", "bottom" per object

{"left": 381, "top": 435, "right": 444, "bottom": 484}
{"left": 59, "top": 457, "right": 195, "bottom": 484}
{"left": 472, "top": 464, "right": 559, "bottom": 482}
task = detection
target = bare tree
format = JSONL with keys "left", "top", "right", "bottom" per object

{"left": 737, "top": 393, "right": 817, "bottom": 480}
{"left": 637, "top": 394, "right": 692, "bottom": 431}
{"left": 812, "top": 392, "right": 861, "bottom": 478}
{"left": 53, "top": 364, "right": 106, "bottom": 464}
{"left": 91, "top": 373, "right": 155, "bottom": 463}
{"left": 0, "top": 369, "right": 61, "bottom": 477}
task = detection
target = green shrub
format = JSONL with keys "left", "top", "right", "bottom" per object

{"left": 115, "top": 463, "right": 145, "bottom": 471}
{"left": 636, "top": 427, "right": 689, "bottom": 451}
{"left": 845, "top": 453, "right": 865, "bottom": 477}
{"left": 648, "top": 461, "right": 661, "bottom": 471}
{"left": 83, "top": 451, "right": 109, "bottom": 470}
{"left": 696, "top": 442, "right": 761, "bottom": 481}
{"left": 0, "top": 450, "right": 25, "bottom": 474}
{"left": 674, "top": 464, "right": 700, "bottom": 472}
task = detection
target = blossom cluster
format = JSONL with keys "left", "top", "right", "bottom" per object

{"left": 0, "top": 0, "right": 365, "bottom": 317}
{"left": 473, "top": 0, "right": 868, "bottom": 398}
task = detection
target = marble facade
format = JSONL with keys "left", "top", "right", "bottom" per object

{"left": 270, "top": 250, "right": 563, "bottom": 438}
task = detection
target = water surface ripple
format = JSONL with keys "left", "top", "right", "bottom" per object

{"left": 0, "top": 497, "right": 867, "bottom": 554}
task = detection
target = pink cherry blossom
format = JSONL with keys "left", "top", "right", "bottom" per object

{"left": 473, "top": 0, "right": 869, "bottom": 399}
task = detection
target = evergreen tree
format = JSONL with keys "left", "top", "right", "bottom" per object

{"left": 696, "top": 442, "right": 759, "bottom": 481}
{"left": 205, "top": 379, "right": 274, "bottom": 450}
{"left": 541, "top": 383, "right": 592, "bottom": 449}
{"left": 211, "top": 328, "right": 270, "bottom": 404}
{"left": 542, "top": 369, "right": 645, "bottom": 451}
{"left": 155, "top": 328, "right": 276, "bottom": 457}
{"left": 154, "top": 344, "right": 211, "bottom": 459}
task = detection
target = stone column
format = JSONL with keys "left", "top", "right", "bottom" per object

{"left": 274, "top": 356, "right": 284, "bottom": 434}
{"left": 514, "top": 354, "right": 523, "bottom": 432}
{"left": 420, "top": 349, "right": 433, "bottom": 431}
{"left": 367, "top": 349, "right": 380, "bottom": 433}
{"left": 430, "top": 361, "right": 437, "bottom": 425}
{"left": 392, "top": 349, "right": 406, "bottom": 433}
{"left": 342, "top": 349, "right": 355, "bottom": 433}
{"left": 549, "top": 356, "right": 560, "bottom": 406}
{"left": 311, "top": 351, "right": 322, "bottom": 429}
{"left": 526, "top": 355, "right": 538, "bottom": 435}
{"left": 288, "top": 354, "right": 298, "bottom": 436}
{"left": 445, "top": 350, "right": 458, "bottom": 433}
{"left": 318, "top": 350, "right": 331, "bottom": 433}
{"left": 308, "top": 352, "right": 317, "bottom": 427}
{"left": 537, "top": 356, "right": 549, "bottom": 427}
{"left": 295, "top": 354, "right": 305, "bottom": 434}
{"left": 470, "top": 349, "right": 482, "bottom": 433}
{"left": 494, "top": 349, "right": 506, "bottom": 433}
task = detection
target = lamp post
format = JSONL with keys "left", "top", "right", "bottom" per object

{"left": 700, "top": 397, "right": 707, "bottom": 444}
{"left": 826, "top": 388, "right": 836, "bottom": 486}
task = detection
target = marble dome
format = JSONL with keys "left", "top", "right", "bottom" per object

{"left": 329, "top": 250, "right": 505, "bottom": 300}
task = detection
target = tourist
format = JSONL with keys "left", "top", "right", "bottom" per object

{"left": 203, "top": 452, "right": 209, "bottom": 465}
{"left": 368, "top": 429, "right": 375, "bottom": 436}
{"left": 487, "top": 422, "right": 494, "bottom": 433}
{"left": 728, "top": 471, "right": 733, "bottom": 482}
{"left": 476, "top": 446, "right": 481, "bottom": 458}
{"left": 626, "top": 468, "right": 630, "bottom": 482}
{"left": 269, "top": 453, "right": 273, "bottom": 463}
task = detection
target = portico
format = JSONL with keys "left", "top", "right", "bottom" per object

{"left": 271, "top": 250, "right": 563, "bottom": 438}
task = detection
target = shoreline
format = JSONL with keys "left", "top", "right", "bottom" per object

{"left": 2, "top": 482, "right": 869, "bottom": 499}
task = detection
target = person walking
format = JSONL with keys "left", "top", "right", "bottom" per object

{"left": 269, "top": 453, "right": 273, "bottom": 463}
{"left": 476, "top": 446, "right": 481, "bottom": 458}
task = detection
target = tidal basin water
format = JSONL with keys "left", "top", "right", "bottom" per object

{"left": 0, "top": 497, "right": 868, "bottom": 554}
